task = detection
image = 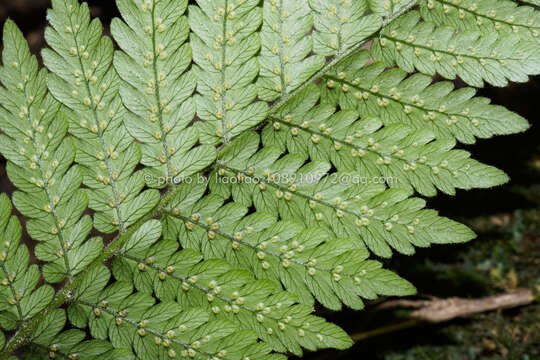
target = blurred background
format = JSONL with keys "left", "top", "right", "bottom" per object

{"left": 0, "top": 1, "right": 538, "bottom": 359}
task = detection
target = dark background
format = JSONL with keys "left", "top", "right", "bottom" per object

{"left": 0, "top": 1, "right": 538, "bottom": 359}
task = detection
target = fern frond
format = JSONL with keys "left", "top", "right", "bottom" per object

{"left": 111, "top": 0, "right": 216, "bottom": 187}
{"left": 371, "top": 11, "right": 540, "bottom": 87}
{"left": 30, "top": 308, "right": 133, "bottom": 360}
{"left": 0, "top": 194, "right": 54, "bottom": 328}
{"left": 68, "top": 264, "right": 280, "bottom": 360}
{"left": 0, "top": 21, "right": 100, "bottom": 282}
{"left": 309, "top": 0, "right": 382, "bottom": 56}
{"left": 189, "top": 0, "right": 268, "bottom": 145}
{"left": 256, "top": 0, "right": 325, "bottom": 104}
{"left": 112, "top": 220, "right": 352, "bottom": 354}
{"left": 161, "top": 180, "right": 415, "bottom": 308}
{"left": 0, "top": 0, "right": 536, "bottom": 357}
{"left": 418, "top": 0, "right": 540, "bottom": 43}
{"left": 320, "top": 50, "right": 529, "bottom": 145}
{"left": 43, "top": 0, "right": 160, "bottom": 233}
{"left": 208, "top": 132, "right": 476, "bottom": 258}
{"left": 265, "top": 83, "right": 514, "bottom": 197}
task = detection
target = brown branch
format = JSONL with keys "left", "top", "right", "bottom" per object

{"left": 352, "top": 289, "right": 535, "bottom": 342}
{"left": 381, "top": 288, "right": 535, "bottom": 323}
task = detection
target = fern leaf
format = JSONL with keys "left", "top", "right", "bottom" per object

{"left": 208, "top": 132, "right": 476, "bottom": 258}
{"left": 0, "top": 20, "right": 100, "bottom": 282}
{"left": 371, "top": 10, "right": 540, "bottom": 87}
{"left": 42, "top": 0, "right": 160, "bottom": 233}
{"left": 418, "top": 0, "right": 540, "bottom": 43}
{"left": 189, "top": 0, "right": 268, "bottom": 144}
{"left": 161, "top": 181, "right": 415, "bottom": 309}
{"left": 320, "top": 50, "right": 529, "bottom": 145}
{"left": 30, "top": 309, "right": 133, "bottom": 360}
{"left": 0, "top": 194, "right": 54, "bottom": 327}
{"left": 68, "top": 265, "right": 280, "bottom": 360}
{"left": 112, "top": 220, "right": 352, "bottom": 355}
{"left": 257, "top": 0, "right": 325, "bottom": 103}
{"left": 309, "top": 0, "right": 382, "bottom": 56}
{"left": 264, "top": 83, "right": 513, "bottom": 196}
{"left": 111, "top": 0, "right": 216, "bottom": 187}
